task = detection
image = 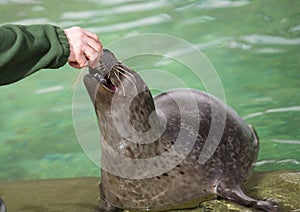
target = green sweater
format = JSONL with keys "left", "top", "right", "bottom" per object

{"left": 0, "top": 24, "right": 70, "bottom": 85}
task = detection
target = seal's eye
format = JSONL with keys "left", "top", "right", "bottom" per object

{"left": 101, "top": 72, "right": 117, "bottom": 92}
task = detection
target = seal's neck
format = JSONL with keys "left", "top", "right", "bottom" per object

{"left": 95, "top": 70, "right": 164, "bottom": 153}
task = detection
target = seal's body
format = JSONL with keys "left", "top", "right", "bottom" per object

{"left": 84, "top": 49, "right": 279, "bottom": 212}
{"left": 0, "top": 197, "right": 6, "bottom": 212}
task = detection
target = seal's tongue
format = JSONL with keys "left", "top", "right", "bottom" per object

{"left": 88, "top": 49, "right": 119, "bottom": 81}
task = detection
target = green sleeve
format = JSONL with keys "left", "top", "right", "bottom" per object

{"left": 0, "top": 24, "right": 70, "bottom": 85}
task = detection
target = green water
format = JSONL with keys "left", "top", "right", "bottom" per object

{"left": 0, "top": 0, "right": 299, "bottom": 180}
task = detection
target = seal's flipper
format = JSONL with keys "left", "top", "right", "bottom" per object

{"left": 0, "top": 197, "right": 6, "bottom": 212}
{"left": 216, "top": 181, "right": 281, "bottom": 212}
{"left": 97, "top": 200, "right": 118, "bottom": 212}
{"left": 97, "top": 196, "right": 119, "bottom": 212}
{"left": 97, "top": 182, "right": 119, "bottom": 212}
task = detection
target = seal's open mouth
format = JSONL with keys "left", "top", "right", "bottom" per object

{"left": 101, "top": 72, "right": 117, "bottom": 92}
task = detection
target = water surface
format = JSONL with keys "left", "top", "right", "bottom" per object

{"left": 0, "top": 0, "right": 299, "bottom": 180}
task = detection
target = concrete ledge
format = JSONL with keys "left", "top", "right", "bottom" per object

{"left": 0, "top": 171, "right": 299, "bottom": 212}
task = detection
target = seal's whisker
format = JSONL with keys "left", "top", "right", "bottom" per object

{"left": 71, "top": 70, "right": 84, "bottom": 91}
{"left": 107, "top": 70, "right": 111, "bottom": 78}
{"left": 116, "top": 66, "right": 137, "bottom": 85}
{"left": 116, "top": 64, "right": 135, "bottom": 78}
{"left": 117, "top": 70, "right": 136, "bottom": 86}
{"left": 113, "top": 68, "right": 126, "bottom": 97}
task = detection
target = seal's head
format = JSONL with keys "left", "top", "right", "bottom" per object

{"left": 84, "top": 49, "right": 122, "bottom": 97}
{"left": 84, "top": 49, "right": 158, "bottom": 141}
{"left": 84, "top": 49, "right": 147, "bottom": 103}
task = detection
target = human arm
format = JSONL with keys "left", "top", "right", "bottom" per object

{"left": 0, "top": 24, "right": 102, "bottom": 85}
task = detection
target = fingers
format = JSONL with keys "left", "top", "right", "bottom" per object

{"left": 83, "top": 45, "right": 101, "bottom": 68}
{"left": 85, "top": 37, "right": 103, "bottom": 68}
{"left": 68, "top": 48, "right": 88, "bottom": 69}
{"left": 64, "top": 26, "right": 103, "bottom": 69}
{"left": 82, "top": 29, "right": 99, "bottom": 41}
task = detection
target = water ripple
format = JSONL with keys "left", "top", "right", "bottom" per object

{"left": 241, "top": 34, "right": 300, "bottom": 45}
{"left": 244, "top": 105, "right": 300, "bottom": 119}
{"left": 180, "top": 16, "right": 216, "bottom": 25}
{"left": 266, "top": 106, "right": 300, "bottom": 113}
{"left": 0, "top": 0, "right": 39, "bottom": 4}
{"left": 289, "top": 25, "right": 300, "bottom": 33}
{"left": 106, "top": 1, "right": 167, "bottom": 14}
{"left": 9, "top": 18, "right": 49, "bottom": 25}
{"left": 227, "top": 40, "right": 252, "bottom": 50}
{"left": 93, "top": 0, "right": 138, "bottom": 6}
{"left": 86, "top": 14, "right": 171, "bottom": 33}
{"left": 61, "top": 11, "right": 99, "bottom": 20}
{"left": 197, "top": 0, "right": 250, "bottom": 9}
{"left": 175, "top": 2, "right": 198, "bottom": 11}
{"left": 61, "top": 1, "right": 167, "bottom": 20}
{"left": 35, "top": 86, "right": 64, "bottom": 94}
{"left": 31, "top": 5, "right": 45, "bottom": 12}
{"left": 172, "top": 35, "right": 280, "bottom": 55}
{"left": 151, "top": 35, "right": 289, "bottom": 57}
{"left": 256, "top": 159, "right": 300, "bottom": 166}
{"left": 162, "top": 37, "right": 231, "bottom": 58}
{"left": 256, "top": 48, "right": 285, "bottom": 54}
{"left": 271, "top": 139, "right": 300, "bottom": 145}
{"left": 243, "top": 112, "right": 264, "bottom": 119}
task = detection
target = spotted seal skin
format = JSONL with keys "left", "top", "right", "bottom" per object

{"left": 84, "top": 49, "right": 280, "bottom": 212}
{"left": 0, "top": 197, "right": 6, "bottom": 212}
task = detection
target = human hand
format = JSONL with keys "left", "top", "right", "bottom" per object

{"left": 64, "top": 26, "right": 102, "bottom": 69}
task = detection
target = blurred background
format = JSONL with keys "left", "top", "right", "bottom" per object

{"left": 0, "top": 0, "right": 299, "bottom": 180}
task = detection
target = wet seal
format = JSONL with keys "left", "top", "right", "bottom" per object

{"left": 0, "top": 197, "right": 6, "bottom": 212}
{"left": 84, "top": 49, "right": 280, "bottom": 212}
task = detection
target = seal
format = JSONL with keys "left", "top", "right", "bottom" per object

{"left": 0, "top": 197, "right": 6, "bottom": 212}
{"left": 84, "top": 49, "right": 279, "bottom": 212}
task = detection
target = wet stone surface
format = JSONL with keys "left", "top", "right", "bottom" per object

{"left": 0, "top": 171, "right": 299, "bottom": 212}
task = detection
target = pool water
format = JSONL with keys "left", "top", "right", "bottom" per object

{"left": 0, "top": 0, "right": 299, "bottom": 180}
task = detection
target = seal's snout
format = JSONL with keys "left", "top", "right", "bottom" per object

{"left": 88, "top": 49, "right": 119, "bottom": 82}
{"left": 85, "top": 49, "right": 124, "bottom": 94}
{"left": 84, "top": 74, "right": 99, "bottom": 103}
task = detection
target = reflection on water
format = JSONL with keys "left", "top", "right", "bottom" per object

{"left": 271, "top": 139, "right": 300, "bottom": 145}
{"left": 87, "top": 14, "right": 172, "bottom": 33}
{"left": 0, "top": 0, "right": 299, "bottom": 180}
{"left": 241, "top": 34, "right": 300, "bottom": 45}
{"left": 244, "top": 105, "right": 300, "bottom": 119}
{"left": 62, "top": 1, "right": 169, "bottom": 19}
{"left": 35, "top": 85, "right": 64, "bottom": 94}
